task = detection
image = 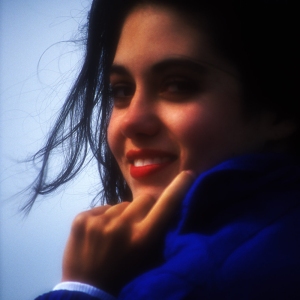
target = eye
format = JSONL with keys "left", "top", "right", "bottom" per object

{"left": 109, "top": 83, "right": 135, "bottom": 106}
{"left": 159, "top": 77, "right": 199, "bottom": 100}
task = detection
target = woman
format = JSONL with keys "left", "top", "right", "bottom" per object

{"left": 33, "top": 0, "right": 300, "bottom": 299}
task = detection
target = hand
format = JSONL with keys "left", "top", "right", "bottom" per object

{"left": 61, "top": 170, "right": 195, "bottom": 295}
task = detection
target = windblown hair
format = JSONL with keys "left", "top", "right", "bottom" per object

{"left": 23, "top": 0, "right": 299, "bottom": 212}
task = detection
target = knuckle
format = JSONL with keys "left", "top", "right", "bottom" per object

{"left": 71, "top": 211, "right": 89, "bottom": 236}
{"left": 86, "top": 220, "right": 104, "bottom": 239}
{"left": 72, "top": 211, "right": 88, "bottom": 228}
{"left": 71, "top": 205, "right": 112, "bottom": 231}
{"left": 112, "top": 201, "right": 131, "bottom": 212}
{"left": 90, "top": 205, "right": 111, "bottom": 216}
{"left": 71, "top": 203, "right": 134, "bottom": 241}
{"left": 119, "top": 201, "right": 131, "bottom": 206}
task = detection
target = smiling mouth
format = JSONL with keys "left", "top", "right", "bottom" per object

{"left": 133, "top": 157, "right": 172, "bottom": 167}
{"left": 126, "top": 149, "right": 176, "bottom": 178}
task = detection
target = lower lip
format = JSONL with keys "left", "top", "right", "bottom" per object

{"left": 130, "top": 162, "right": 172, "bottom": 179}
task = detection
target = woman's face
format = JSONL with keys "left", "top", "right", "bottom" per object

{"left": 107, "top": 5, "right": 273, "bottom": 200}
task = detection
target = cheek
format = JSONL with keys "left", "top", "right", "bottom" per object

{"left": 175, "top": 112, "right": 218, "bottom": 154}
{"left": 107, "top": 114, "right": 121, "bottom": 160}
{"left": 168, "top": 103, "right": 243, "bottom": 171}
{"left": 107, "top": 121, "right": 113, "bottom": 152}
{"left": 165, "top": 105, "right": 213, "bottom": 156}
{"left": 167, "top": 103, "right": 219, "bottom": 147}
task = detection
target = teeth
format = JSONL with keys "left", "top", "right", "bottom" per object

{"left": 135, "top": 159, "right": 144, "bottom": 167}
{"left": 133, "top": 157, "right": 170, "bottom": 167}
{"left": 144, "top": 158, "right": 153, "bottom": 166}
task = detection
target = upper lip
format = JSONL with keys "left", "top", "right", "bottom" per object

{"left": 126, "top": 149, "right": 177, "bottom": 163}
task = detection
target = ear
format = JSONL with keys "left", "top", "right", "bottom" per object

{"left": 262, "top": 112, "right": 298, "bottom": 141}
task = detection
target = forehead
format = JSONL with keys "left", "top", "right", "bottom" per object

{"left": 112, "top": 4, "right": 236, "bottom": 76}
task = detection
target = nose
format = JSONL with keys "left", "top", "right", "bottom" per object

{"left": 120, "top": 90, "right": 161, "bottom": 139}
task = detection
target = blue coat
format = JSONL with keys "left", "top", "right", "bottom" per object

{"left": 36, "top": 153, "right": 300, "bottom": 299}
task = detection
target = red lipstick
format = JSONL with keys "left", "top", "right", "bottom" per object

{"left": 126, "top": 149, "right": 176, "bottom": 179}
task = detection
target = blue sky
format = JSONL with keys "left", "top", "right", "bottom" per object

{"left": 0, "top": 1, "right": 101, "bottom": 299}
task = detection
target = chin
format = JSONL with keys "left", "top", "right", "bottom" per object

{"left": 131, "top": 184, "right": 169, "bottom": 201}
{"left": 127, "top": 165, "right": 181, "bottom": 200}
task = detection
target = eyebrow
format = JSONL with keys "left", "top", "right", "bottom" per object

{"left": 110, "top": 57, "right": 209, "bottom": 77}
{"left": 153, "top": 58, "right": 208, "bottom": 74}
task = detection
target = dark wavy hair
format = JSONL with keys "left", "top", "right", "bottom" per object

{"left": 23, "top": 0, "right": 299, "bottom": 212}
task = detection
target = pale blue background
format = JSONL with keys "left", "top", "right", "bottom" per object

{"left": 0, "top": 1, "right": 101, "bottom": 299}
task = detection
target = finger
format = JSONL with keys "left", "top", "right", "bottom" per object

{"left": 70, "top": 203, "right": 128, "bottom": 238}
{"left": 71, "top": 205, "right": 112, "bottom": 232}
{"left": 91, "top": 202, "right": 131, "bottom": 231}
{"left": 102, "top": 201, "right": 131, "bottom": 218}
{"left": 89, "top": 205, "right": 112, "bottom": 216}
{"left": 120, "top": 194, "right": 157, "bottom": 223}
{"left": 138, "top": 170, "right": 196, "bottom": 238}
